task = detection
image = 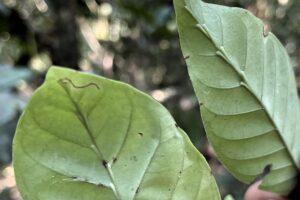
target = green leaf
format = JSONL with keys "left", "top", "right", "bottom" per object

{"left": 13, "top": 67, "right": 220, "bottom": 200}
{"left": 174, "top": 0, "right": 300, "bottom": 195}
{"left": 0, "top": 65, "right": 32, "bottom": 90}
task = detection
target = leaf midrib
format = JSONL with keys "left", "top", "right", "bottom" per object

{"left": 60, "top": 85, "right": 122, "bottom": 200}
{"left": 184, "top": 2, "right": 298, "bottom": 168}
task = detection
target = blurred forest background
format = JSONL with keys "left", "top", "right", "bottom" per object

{"left": 0, "top": 0, "right": 299, "bottom": 199}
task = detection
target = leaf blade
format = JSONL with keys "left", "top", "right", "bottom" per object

{"left": 13, "top": 67, "right": 220, "bottom": 200}
{"left": 174, "top": 0, "right": 300, "bottom": 195}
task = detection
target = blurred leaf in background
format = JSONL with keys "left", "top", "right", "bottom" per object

{"left": 0, "top": 65, "right": 32, "bottom": 167}
{"left": 0, "top": 0, "right": 299, "bottom": 199}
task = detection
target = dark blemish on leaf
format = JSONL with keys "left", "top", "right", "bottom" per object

{"left": 179, "top": 170, "right": 182, "bottom": 174}
{"left": 251, "top": 163, "right": 273, "bottom": 184}
{"left": 113, "top": 157, "right": 117, "bottom": 163}
{"left": 131, "top": 156, "right": 138, "bottom": 162}
{"left": 97, "top": 183, "right": 106, "bottom": 187}
{"left": 58, "top": 77, "right": 100, "bottom": 90}
{"left": 138, "top": 132, "right": 144, "bottom": 136}
{"left": 71, "top": 176, "right": 86, "bottom": 182}
{"left": 199, "top": 102, "right": 204, "bottom": 106}
{"left": 184, "top": 55, "right": 190, "bottom": 60}
{"left": 263, "top": 164, "right": 272, "bottom": 176}
{"left": 135, "top": 186, "right": 140, "bottom": 194}
{"left": 102, "top": 160, "right": 108, "bottom": 168}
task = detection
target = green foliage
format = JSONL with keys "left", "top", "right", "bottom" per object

{"left": 13, "top": 67, "right": 220, "bottom": 200}
{"left": 0, "top": 0, "right": 298, "bottom": 200}
{"left": 174, "top": 0, "right": 300, "bottom": 195}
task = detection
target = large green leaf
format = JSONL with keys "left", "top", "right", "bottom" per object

{"left": 13, "top": 67, "right": 220, "bottom": 200}
{"left": 174, "top": 0, "right": 300, "bottom": 195}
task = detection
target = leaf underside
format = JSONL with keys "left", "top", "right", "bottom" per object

{"left": 174, "top": 0, "right": 300, "bottom": 195}
{"left": 13, "top": 67, "right": 220, "bottom": 200}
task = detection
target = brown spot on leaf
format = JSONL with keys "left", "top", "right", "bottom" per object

{"left": 138, "top": 132, "right": 144, "bottom": 136}
{"left": 263, "top": 164, "right": 272, "bottom": 175}
{"left": 97, "top": 183, "right": 106, "bottom": 187}
{"left": 131, "top": 156, "right": 138, "bottom": 162}
{"left": 102, "top": 160, "right": 108, "bottom": 168}
{"left": 135, "top": 186, "right": 140, "bottom": 194}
